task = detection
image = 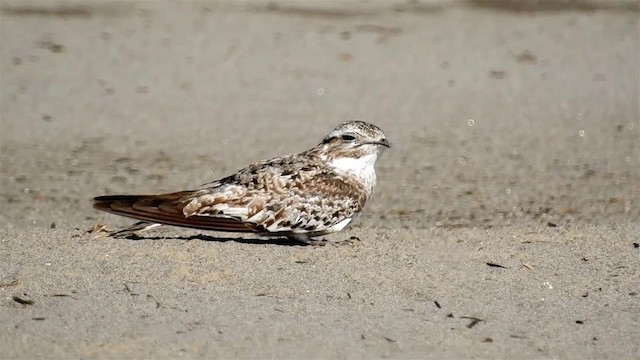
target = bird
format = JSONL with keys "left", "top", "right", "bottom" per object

{"left": 93, "top": 121, "right": 390, "bottom": 245}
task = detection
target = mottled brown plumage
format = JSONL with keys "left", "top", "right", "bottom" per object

{"left": 93, "top": 121, "right": 390, "bottom": 244}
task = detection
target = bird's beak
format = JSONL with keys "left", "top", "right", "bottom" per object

{"left": 377, "top": 139, "right": 391, "bottom": 148}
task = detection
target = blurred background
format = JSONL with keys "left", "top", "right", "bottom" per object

{"left": 1, "top": 0, "right": 638, "bottom": 230}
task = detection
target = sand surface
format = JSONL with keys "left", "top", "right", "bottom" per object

{"left": 1, "top": 0, "right": 639, "bottom": 358}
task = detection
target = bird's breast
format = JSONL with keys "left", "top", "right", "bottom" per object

{"left": 328, "top": 154, "right": 377, "bottom": 196}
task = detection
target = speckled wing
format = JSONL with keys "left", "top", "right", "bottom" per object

{"left": 93, "top": 154, "right": 368, "bottom": 236}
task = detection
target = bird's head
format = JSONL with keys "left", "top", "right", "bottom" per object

{"left": 311, "top": 121, "right": 390, "bottom": 174}
{"left": 320, "top": 120, "right": 390, "bottom": 154}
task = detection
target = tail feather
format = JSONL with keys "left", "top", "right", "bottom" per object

{"left": 93, "top": 192, "right": 255, "bottom": 233}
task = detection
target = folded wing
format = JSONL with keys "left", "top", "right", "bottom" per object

{"left": 93, "top": 192, "right": 255, "bottom": 233}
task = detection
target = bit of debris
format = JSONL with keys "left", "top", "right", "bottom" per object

{"left": 486, "top": 262, "right": 507, "bottom": 269}
{"left": 446, "top": 313, "right": 454, "bottom": 318}
{"left": 334, "top": 236, "right": 362, "bottom": 246}
{"left": 633, "top": 243, "right": 639, "bottom": 249}
{"left": 13, "top": 295, "right": 34, "bottom": 305}
{"left": 32, "top": 317, "right": 46, "bottom": 321}
{"left": 522, "top": 263, "right": 534, "bottom": 270}
{"left": 86, "top": 224, "right": 110, "bottom": 234}
{"left": 147, "top": 294, "right": 160, "bottom": 309}
{"left": 460, "top": 316, "right": 484, "bottom": 329}
{"left": 547, "top": 221, "right": 558, "bottom": 227}
{"left": 515, "top": 50, "right": 537, "bottom": 63}
{"left": 482, "top": 337, "right": 493, "bottom": 343}
{"left": 434, "top": 300, "right": 441, "bottom": 309}
{"left": 575, "top": 320, "right": 584, "bottom": 325}
{"left": 488, "top": 70, "right": 507, "bottom": 79}
{"left": 40, "top": 39, "right": 65, "bottom": 53}
{"left": 50, "top": 222, "right": 56, "bottom": 229}
{"left": 383, "top": 336, "right": 396, "bottom": 343}
{"left": 123, "top": 282, "right": 138, "bottom": 295}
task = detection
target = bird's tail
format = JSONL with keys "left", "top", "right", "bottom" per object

{"left": 93, "top": 192, "right": 254, "bottom": 232}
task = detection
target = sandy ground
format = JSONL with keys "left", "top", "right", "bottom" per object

{"left": 1, "top": 0, "right": 639, "bottom": 358}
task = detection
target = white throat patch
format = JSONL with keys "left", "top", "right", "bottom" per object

{"left": 329, "top": 152, "right": 378, "bottom": 194}
{"left": 330, "top": 153, "right": 377, "bottom": 174}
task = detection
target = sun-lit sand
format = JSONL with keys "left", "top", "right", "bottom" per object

{"left": 1, "top": 1, "right": 638, "bottom": 358}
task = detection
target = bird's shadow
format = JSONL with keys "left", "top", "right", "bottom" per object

{"left": 116, "top": 233, "right": 319, "bottom": 247}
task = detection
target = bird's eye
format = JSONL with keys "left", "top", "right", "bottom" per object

{"left": 341, "top": 134, "right": 356, "bottom": 141}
